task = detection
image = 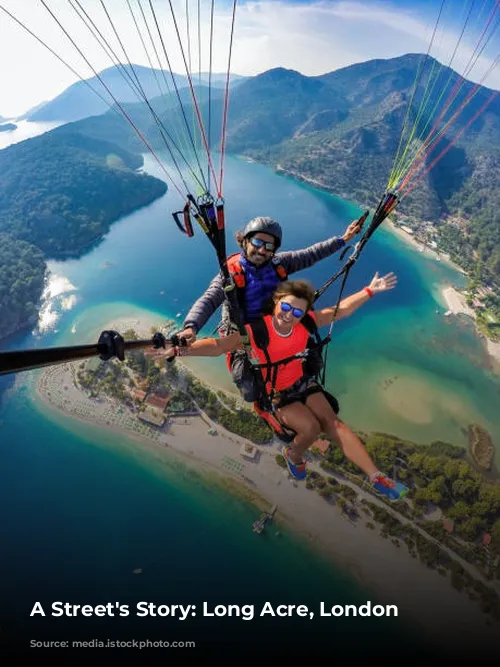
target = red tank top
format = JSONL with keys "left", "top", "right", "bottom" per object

{"left": 245, "top": 313, "right": 316, "bottom": 393}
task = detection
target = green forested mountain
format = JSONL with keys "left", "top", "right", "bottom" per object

{"left": 234, "top": 57, "right": 500, "bottom": 280}
{"left": 219, "top": 67, "right": 350, "bottom": 152}
{"left": 0, "top": 235, "right": 46, "bottom": 339}
{"left": 0, "top": 127, "right": 167, "bottom": 341}
{"left": 0, "top": 128, "right": 167, "bottom": 257}
{"left": 26, "top": 64, "right": 246, "bottom": 123}
{"left": 2, "top": 52, "right": 499, "bottom": 343}
{"left": 67, "top": 54, "right": 499, "bottom": 279}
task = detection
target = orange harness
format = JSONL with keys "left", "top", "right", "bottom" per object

{"left": 225, "top": 253, "right": 287, "bottom": 290}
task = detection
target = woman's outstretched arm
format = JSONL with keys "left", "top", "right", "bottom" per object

{"left": 164, "top": 332, "right": 243, "bottom": 358}
{"left": 315, "top": 272, "right": 397, "bottom": 327}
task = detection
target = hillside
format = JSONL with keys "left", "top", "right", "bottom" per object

{"left": 0, "top": 128, "right": 167, "bottom": 257}
{"left": 27, "top": 65, "right": 247, "bottom": 123}
{"left": 3, "top": 53, "right": 499, "bottom": 346}
{"left": 59, "top": 55, "right": 500, "bottom": 279}
{"left": 232, "top": 57, "right": 500, "bottom": 282}
{"left": 220, "top": 67, "right": 350, "bottom": 152}
{"left": 0, "top": 234, "right": 46, "bottom": 340}
{"left": 0, "top": 127, "right": 168, "bottom": 343}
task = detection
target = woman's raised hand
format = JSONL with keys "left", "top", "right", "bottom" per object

{"left": 368, "top": 271, "right": 398, "bottom": 293}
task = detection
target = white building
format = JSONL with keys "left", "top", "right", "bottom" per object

{"left": 240, "top": 443, "right": 258, "bottom": 460}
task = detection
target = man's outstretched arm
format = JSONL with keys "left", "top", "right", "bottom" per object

{"left": 180, "top": 273, "right": 225, "bottom": 342}
{"left": 277, "top": 218, "right": 362, "bottom": 274}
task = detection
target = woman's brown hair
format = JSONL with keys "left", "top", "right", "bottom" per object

{"left": 262, "top": 279, "right": 315, "bottom": 314}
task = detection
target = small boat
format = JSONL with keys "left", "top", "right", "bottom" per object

{"left": 132, "top": 568, "right": 143, "bottom": 574}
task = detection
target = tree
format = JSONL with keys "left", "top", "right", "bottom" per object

{"left": 421, "top": 455, "right": 445, "bottom": 477}
{"left": 443, "top": 459, "right": 463, "bottom": 481}
{"left": 315, "top": 476, "right": 327, "bottom": 489}
{"left": 408, "top": 452, "right": 426, "bottom": 471}
{"left": 446, "top": 500, "right": 471, "bottom": 521}
{"left": 452, "top": 476, "right": 480, "bottom": 502}
{"left": 478, "top": 485, "right": 500, "bottom": 514}
{"left": 413, "top": 476, "right": 446, "bottom": 505}
{"left": 318, "top": 487, "right": 332, "bottom": 500}
{"left": 365, "top": 435, "right": 398, "bottom": 470}
{"left": 458, "top": 517, "right": 484, "bottom": 541}
{"left": 326, "top": 446, "right": 345, "bottom": 465}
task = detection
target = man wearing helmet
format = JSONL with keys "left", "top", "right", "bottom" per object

{"left": 177, "top": 215, "right": 362, "bottom": 401}
{"left": 179, "top": 215, "right": 362, "bottom": 342}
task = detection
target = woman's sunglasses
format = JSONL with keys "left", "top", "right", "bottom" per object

{"left": 280, "top": 302, "right": 305, "bottom": 318}
{"left": 249, "top": 237, "right": 275, "bottom": 251}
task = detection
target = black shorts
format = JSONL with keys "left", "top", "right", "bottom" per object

{"left": 273, "top": 378, "right": 339, "bottom": 414}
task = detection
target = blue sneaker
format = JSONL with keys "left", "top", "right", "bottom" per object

{"left": 371, "top": 474, "right": 408, "bottom": 501}
{"left": 282, "top": 446, "right": 307, "bottom": 481}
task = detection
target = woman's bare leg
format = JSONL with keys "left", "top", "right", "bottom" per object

{"left": 276, "top": 401, "right": 322, "bottom": 465}
{"left": 305, "top": 391, "right": 378, "bottom": 477}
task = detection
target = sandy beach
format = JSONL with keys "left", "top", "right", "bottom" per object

{"left": 33, "top": 317, "right": 500, "bottom": 653}
{"left": 385, "top": 218, "right": 462, "bottom": 269}
{"left": 441, "top": 286, "right": 476, "bottom": 319}
{"left": 440, "top": 285, "right": 500, "bottom": 368}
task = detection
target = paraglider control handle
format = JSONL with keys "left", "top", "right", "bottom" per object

{"left": 339, "top": 209, "right": 370, "bottom": 261}
{"left": 152, "top": 332, "right": 167, "bottom": 349}
{"left": 356, "top": 209, "right": 370, "bottom": 230}
{"left": 165, "top": 332, "right": 188, "bottom": 363}
{"left": 98, "top": 330, "right": 125, "bottom": 361}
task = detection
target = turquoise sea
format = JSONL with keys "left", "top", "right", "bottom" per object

{"left": 1, "top": 146, "right": 499, "bottom": 656}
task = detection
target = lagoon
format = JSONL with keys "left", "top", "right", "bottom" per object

{"left": 1, "top": 147, "right": 499, "bottom": 655}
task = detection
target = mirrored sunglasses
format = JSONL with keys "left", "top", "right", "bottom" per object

{"left": 250, "top": 237, "right": 275, "bottom": 251}
{"left": 280, "top": 302, "right": 305, "bottom": 318}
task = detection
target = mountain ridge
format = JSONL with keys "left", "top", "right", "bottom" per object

{"left": 26, "top": 65, "right": 248, "bottom": 123}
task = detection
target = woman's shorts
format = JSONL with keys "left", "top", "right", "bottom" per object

{"left": 273, "top": 378, "right": 339, "bottom": 414}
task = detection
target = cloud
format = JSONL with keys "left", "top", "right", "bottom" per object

{"left": 0, "top": 0, "right": 498, "bottom": 118}
{"left": 323, "top": 1, "right": 499, "bottom": 85}
{"left": 229, "top": 1, "right": 499, "bottom": 86}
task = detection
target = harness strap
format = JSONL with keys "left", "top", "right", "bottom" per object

{"left": 247, "top": 311, "right": 331, "bottom": 410}
{"left": 226, "top": 253, "right": 288, "bottom": 288}
{"left": 253, "top": 350, "right": 309, "bottom": 369}
{"left": 227, "top": 256, "right": 246, "bottom": 288}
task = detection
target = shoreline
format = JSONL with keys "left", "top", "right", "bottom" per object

{"left": 382, "top": 220, "right": 500, "bottom": 370}
{"left": 270, "top": 164, "right": 500, "bottom": 371}
{"left": 272, "top": 163, "right": 463, "bottom": 272}
{"left": 439, "top": 285, "right": 500, "bottom": 368}
{"left": 32, "top": 316, "right": 500, "bottom": 651}
{"left": 383, "top": 218, "right": 464, "bottom": 273}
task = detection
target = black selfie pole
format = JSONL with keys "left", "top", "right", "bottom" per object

{"left": 0, "top": 330, "right": 179, "bottom": 376}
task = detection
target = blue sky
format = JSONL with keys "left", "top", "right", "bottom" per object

{"left": 0, "top": 0, "right": 498, "bottom": 118}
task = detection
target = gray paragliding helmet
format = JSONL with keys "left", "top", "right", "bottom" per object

{"left": 243, "top": 217, "right": 282, "bottom": 249}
